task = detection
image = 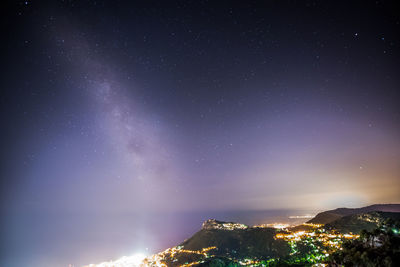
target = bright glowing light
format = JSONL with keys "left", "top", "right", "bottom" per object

{"left": 253, "top": 223, "right": 289, "bottom": 229}
{"left": 289, "top": 215, "right": 314, "bottom": 219}
{"left": 131, "top": 253, "right": 146, "bottom": 265}
{"left": 84, "top": 252, "right": 147, "bottom": 267}
{"left": 302, "top": 223, "right": 324, "bottom": 228}
{"left": 268, "top": 223, "right": 290, "bottom": 229}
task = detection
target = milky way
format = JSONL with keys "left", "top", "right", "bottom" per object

{"left": 72, "top": 43, "right": 183, "bottom": 212}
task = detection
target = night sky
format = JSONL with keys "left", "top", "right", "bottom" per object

{"left": 1, "top": 1, "right": 400, "bottom": 266}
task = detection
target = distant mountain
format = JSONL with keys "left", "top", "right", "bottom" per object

{"left": 307, "top": 204, "right": 400, "bottom": 224}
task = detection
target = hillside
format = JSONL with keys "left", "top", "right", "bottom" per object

{"left": 180, "top": 219, "right": 290, "bottom": 259}
{"left": 144, "top": 218, "right": 363, "bottom": 266}
{"left": 324, "top": 211, "right": 400, "bottom": 234}
{"left": 308, "top": 204, "right": 400, "bottom": 224}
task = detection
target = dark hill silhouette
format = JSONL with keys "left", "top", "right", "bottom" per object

{"left": 308, "top": 204, "right": 400, "bottom": 224}
{"left": 180, "top": 219, "right": 290, "bottom": 259}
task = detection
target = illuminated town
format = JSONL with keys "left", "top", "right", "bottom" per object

{"left": 84, "top": 221, "right": 361, "bottom": 267}
{"left": 201, "top": 219, "right": 248, "bottom": 231}
{"left": 273, "top": 223, "right": 359, "bottom": 264}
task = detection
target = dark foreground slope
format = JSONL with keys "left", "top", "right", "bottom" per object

{"left": 329, "top": 220, "right": 400, "bottom": 266}
{"left": 308, "top": 204, "right": 400, "bottom": 224}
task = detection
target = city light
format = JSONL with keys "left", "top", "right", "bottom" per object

{"left": 254, "top": 223, "right": 290, "bottom": 229}
{"left": 289, "top": 215, "right": 315, "bottom": 219}
{"left": 84, "top": 253, "right": 147, "bottom": 267}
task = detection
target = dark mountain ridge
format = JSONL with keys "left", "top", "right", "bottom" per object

{"left": 308, "top": 204, "right": 400, "bottom": 224}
